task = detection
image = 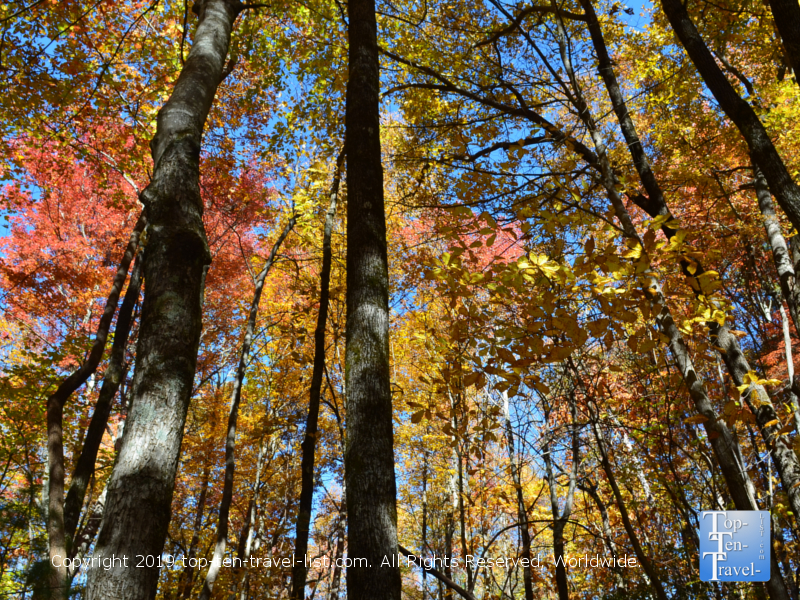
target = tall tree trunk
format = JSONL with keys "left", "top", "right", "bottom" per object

{"left": 551, "top": 21, "right": 792, "bottom": 589}
{"left": 63, "top": 251, "right": 143, "bottom": 543}
{"left": 659, "top": 0, "right": 800, "bottom": 233}
{"left": 200, "top": 214, "right": 296, "bottom": 600}
{"left": 500, "top": 392, "right": 534, "bottom": 600}
{"left": 47, "top": 212, "right": 144, "bottom": 598}
{"left": 86, "top": 3, "right": 243, "bottom": 596}
{"left": 343, "top": 0, "right": 400, "bottom": 596}
{"left": 290, "top": 151, "right": 343, "bottom": 600}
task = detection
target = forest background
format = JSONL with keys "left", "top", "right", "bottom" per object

{"left": 1, "top": 0, "right": 800, "bottom": 598}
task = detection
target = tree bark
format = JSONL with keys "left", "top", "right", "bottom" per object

{"left": 86, "top": 2, "right": 242, "bottom": 598}
{"left": 290, "top": 151, "right": 343, "bottom": 600}
{"left": 63, "top": 251, "right": 143, "bottom": 543}
{"left": 47, "top": 212, "right": 144, "bottom": 599}
{"left": 343, "top": 0, "right": 401, "bottom": 597}
{"left": 554, "top": 23, "right": 792, "bottom": 589}
{"left": 659, "top": 0, "right": 800, "bottom": 233}
{"left": 200, "top": 214, "right": 296, "bottom": 600}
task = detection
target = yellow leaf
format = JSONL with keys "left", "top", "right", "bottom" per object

{"left": 684, "top": 415, "right": 709, "bottom": 425}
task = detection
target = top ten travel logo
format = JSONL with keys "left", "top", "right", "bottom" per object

{"left": 699, "top": 511, "right": 770, "bottom": 582}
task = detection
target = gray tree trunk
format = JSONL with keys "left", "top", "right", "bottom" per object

{"left": 86, "top": 2, "right": 242, "bottom": 598}
{"left": 343, "top": 0, "right": 401, "bottom": 596}
{"left": 579, "top": 0, "right": 800, "bottom": 547}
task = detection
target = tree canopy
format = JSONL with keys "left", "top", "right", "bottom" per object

{"left": 1, "top": 0, "right": 800, "bottom": 598}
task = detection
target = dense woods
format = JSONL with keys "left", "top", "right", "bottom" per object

{"left": 2, "top": 0, "right": 800, "bottom": 598}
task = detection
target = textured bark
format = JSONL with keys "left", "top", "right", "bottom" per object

{"left": 500, "top": 392, "right": 534, "bottom": 600}
{"left": 766, "top": 0, "right": 800, "bottom": 86}
{"left": 64, "top": 252, "right": 143, "bottom": 543}
{"left": 560, "top": 26, "right": 791, "bottom": 592}
{"left": 67, "top": 486, "right": 107, "bottom": 578}
{"left": 290, "top": 152, "right": 343, "bottom": 600}
{"left": 46, "top": 212, "right": 144, "bottom": 599}
{"left": 344, "top": 0, "right": 401, "bottom": 596}
{"left": 85, "top": 2, "right": 241, "bottom": 598}
{"left": 714, "top": 326, "right": 800, "bottom": 531}
{"left": 200, "top": 214, "right": 296, "bottom": 600}
{"left": 659, "top": 0, "right": 800, "bottom": 233}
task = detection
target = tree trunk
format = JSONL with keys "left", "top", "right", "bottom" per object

{"left": 200, "top": 214, "right": 296, "bottom": 600}
{"left": 47, "top": 212, "right": 144, "bottom": 598}
{"left": 659, "top": 0, "right": 800, "bottom": 233}
{"left": 86, "top": 2, "right": 242, "bottom": 597}
{"left": 343, "top": 0, "right": 401, "bottom": 596}
{"left": 63, "top": 251, "right": 143, "bottom": 543}
{"left": 290, "top": 151, "right": 343, "bottom": 600}
{"left": 579, "top": 481, "right": 626, "bottom": 590}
